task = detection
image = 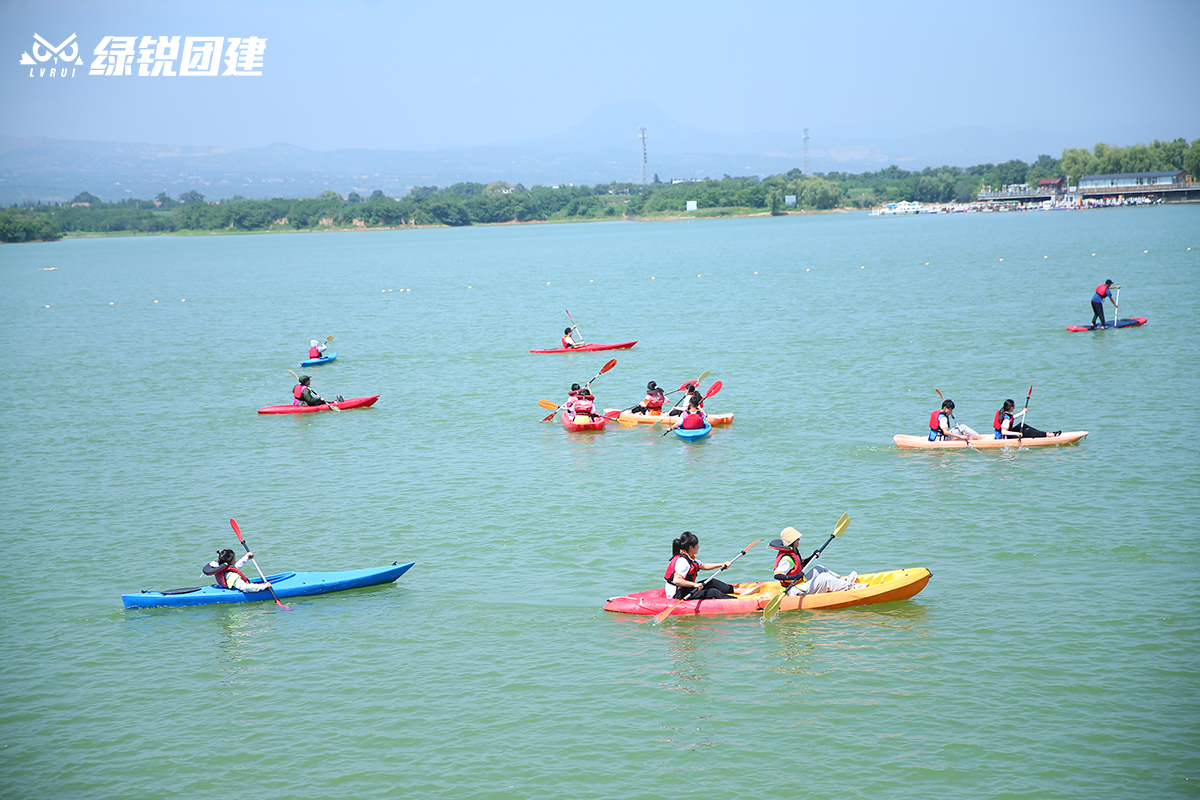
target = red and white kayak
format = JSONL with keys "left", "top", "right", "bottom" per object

{"left": 892, "top": 431, "right": 1087, "bottom": 449}
{"left": 530, "top": 341, "right": 637, "bottom": 354}
{"left": 561, "top": 411, "right": 607, "bottom": 432}
{"left": 258, "top": 395, "right": 380, "bottom": 414}
{"left": 604, "top": 568, "right": 932, "bottom": 617}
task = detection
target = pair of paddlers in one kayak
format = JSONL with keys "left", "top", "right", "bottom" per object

{"left": 627, "top": 380, "right": 707, "bottom": 430}
{"left": 665, "top": 530, "right": 862, "bottom": 602}
{"left": 929, "top": 398, "right": 1062, "bottom": 442}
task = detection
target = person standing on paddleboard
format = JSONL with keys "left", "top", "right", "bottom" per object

{"left": 994, "top": 399, "right": 1061, "bottom": 439}
{"left": 665, "top": 532, "right": 740, "bottom": 600}
{"left": 203, "top": 549, "right": 272, "bottom": 593}
{"left": 770, "top": 527, "right": 862, "bottom": 596}
{"left": 562, "top": 326, "right": 583, "bottom": 349}
{"left": 1090, "top": 279, "right": 1120, "bottom": 329}
{"left": 929, "top": 399, "right": 980, "bottom": 441}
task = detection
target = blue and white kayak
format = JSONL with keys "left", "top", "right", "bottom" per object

{"left": 122, "top": 562, "right": 415, "bottom": 608}
{"left": 300, "top": 352, "right": 337, "bottom": 367}
{"left": 674, "top": 421, "right": 712, "bottom": 441}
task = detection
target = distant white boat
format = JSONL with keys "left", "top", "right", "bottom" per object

{"left": 870, "top": 201, "right": 923, "bottom": 216}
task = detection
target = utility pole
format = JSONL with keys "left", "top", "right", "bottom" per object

{"left": 802, "top": 128, "right": 810, "bottom": 177}
{"left": 638, "top": 126, "right": 648, "bottom": 185}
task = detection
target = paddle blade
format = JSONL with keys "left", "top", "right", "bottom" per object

{"left": 538, "top": 399, "right": 560, "bottom": 410}
{"left": 704, "top": 380, "right": 723, "bottom": 399}
{"left": 935, "top": 388, "right": 945, "bottom": 401}
{"left": 600, "top": 358, "right": 617, "bottom": 374}
{"left": 326, "top": 335, "right": 334, "bottom": 342}
{"left": 230, "top": 518, "right": 245, "bottom": 544}
{"left": 289, "top": 369, "right": 300, "bottom": 381}
{"left": 762, "top": 593, "right": 783, "bottom": 623}
{"left": 833, "top": 513, "right": 850, "bottom": 537}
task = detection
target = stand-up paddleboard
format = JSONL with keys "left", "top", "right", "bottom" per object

{"left": 1067, "top": 318, "right": 1147, "bottom": 332}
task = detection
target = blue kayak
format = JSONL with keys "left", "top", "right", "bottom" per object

{"left": 674, "top": 421, "right": 712, "bottom": 441}
{"left": 300, "top": 352, "right": 337, "bottom": 367}
{"left": 122, "top": 562, "right": 414, "bottom": 608}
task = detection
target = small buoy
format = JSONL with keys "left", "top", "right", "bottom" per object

{"left": 651, "top": 277, "right": 656, "bottom": 280}
{"left": 1044, "top": 256, "right": 1048, "bottom": 259}
{"left": 590, "top": 279, "right": 594, "bottom": 283}
{"left": 860, "top": 265, "right": 865, "bottom": 269}
{"left": 389, "top": 289, "right": 394, "bottom": 293}
{"left": 806, "top": 268, "right": 810, "bottom": 272}
{"left": 468, "top": 285, "right": 473, "bottom": 289}
{"left": 1144, "top": 250, "right": 1148, "bottom": 253}
{"left": 925, "top": 262, "right": 929, "bottom": 266}
{"left": 44, "top": 304, "right": 50, "bottom": 308}
{"left": 109, "top": 302, "right": 114, "bottom": 306}
{"left": 753, "top": 271, "right": 758, "bottom": 274}
{"left": 1091, "top": 253, "right": 1096, "bottom": 256}
{"left": 181, "top": 299, "right": 186, "bottom": 302}
{"left": 697, "top": 274, "right": 701, "bottom": 277}
{"left": 999, "top": 258, "right": 1004, "bottom": 262}
{"left": 154, "top": 300, "right": 159, "bottom": 303}
{"left": 381, "top": 289, "right": 386, "bottom": 293}
{"left": 546, "top": 282, "right": 550, "bottom": 285}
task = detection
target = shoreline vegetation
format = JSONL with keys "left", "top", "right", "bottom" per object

{"left": 4, "top": 137, "right": 1197, "bottom": 244}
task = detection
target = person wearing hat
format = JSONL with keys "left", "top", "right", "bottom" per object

{"left": 770, "top": 527, "right": 861, "bottom": 596}
{"left": 631, "top": 381, "right": 667, "bottom": 415}
{"left": 561, "top": 326, "right": 583, "bottom": 349}
{"left": 308, "top": 339, "right": 327, "bottom": 360}
{"left": 929, "top": 399, "right": 980, "bottom": 442}
{"left": 202, "top": 548, "right": 272, "bottom": 593}
{"left": 1090, "top": 279, "right": 1120, "bottom": 329}
{"left": 293, "top": 374, "right": 331, "bottom": 407}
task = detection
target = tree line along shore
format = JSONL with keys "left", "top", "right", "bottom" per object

{"left": 3, "top": 137, "right": 1197, "bottom": 244}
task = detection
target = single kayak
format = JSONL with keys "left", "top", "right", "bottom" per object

{"left": 300, "top": 352, "right": 337, "bottom": 367}
{"left": 562, "top": 411, "right": 607, "bottom": 432}
{"left": 893, "top": 430, "right": 1088, "bottom": 449}
{"left": 674, "top": 421, "right": 712, "bottom": 441}
{"left": 122, "top": 562, "right": 416, "bottom": 608}
{"left": 1067, "top": 317, "right": 1147, "bottom": 332}
{"left": 530, "top": 340, "right": 637, "bottom": 354}
{"left": 604, "top": 568, "right": 932, "bottom": 617}
{"left": 602, "top": 409, "right": 735, "bottom": 426}
{"left": 258, "top": 394, "right": 380, "bottom": 414}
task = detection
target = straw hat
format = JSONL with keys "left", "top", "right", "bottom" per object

{"left": 780, "top": 527, "right": 802, "bottom": 547}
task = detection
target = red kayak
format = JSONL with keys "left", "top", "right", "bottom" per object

{"left": 561, "top": 411, "right": 607, "bottom": 432}
{"left": 257, "top": 395, "right": 380, "bottom": 414}
{"left": 530, "top": 340, "right": 637, "bottom": 354}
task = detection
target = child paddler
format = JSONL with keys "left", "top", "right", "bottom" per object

{"left": 203, "top": 549, "right": 272, "bottom": 593}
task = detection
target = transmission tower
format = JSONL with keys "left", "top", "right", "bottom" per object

{"left": 638, "top": 126, "right": 648, "bottom": 185}
{"left": 803, "top": 128, "right": 810, "bottom": 176}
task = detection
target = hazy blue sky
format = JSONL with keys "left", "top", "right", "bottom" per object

{"left": 4, "top": 0, "right": 1198, "bottom": 154}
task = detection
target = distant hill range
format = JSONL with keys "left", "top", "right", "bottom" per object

{"left": 0, "top": 101, "right": 1066, "bottom": 204}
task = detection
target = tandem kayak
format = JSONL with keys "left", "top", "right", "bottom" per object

{"left": 604, "top": 568, "right": 932, "bottom": 617}
{"left": 1067, "top": 317, "right": 1147, "bottom": 332}
{"left": 562, "top": 411, "right": 607, "bottom": 432}
{"left": 893, "top": 431, "right": 1088, "bottom": 449}
{"left": 257, "top": 394, "right": 380, "bottom": 414}
{"left": 530, "top": 340, "right": 637, "bottom": 354}
{"left": 300, "top": 352, "right": 337, "bottom": 367}
{"left": 602, "top": 409, "right": 735, "bottom": 426}
{"left": 122, "top": 562, "right": 416, "bottom": 608}
{"left": 674, "top": 421, "right": 712, "bottom": 441}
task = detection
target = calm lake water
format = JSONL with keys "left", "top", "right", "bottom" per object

{"left": 2, "top": 206, "right": 1198, "bottom": 799}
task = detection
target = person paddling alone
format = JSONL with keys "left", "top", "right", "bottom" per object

{"left": 665, "top": 532, "right": 740, "bottom": 600}
{"left": 293, "top": 375, "right": 333, "bottom": 407}
{"left": 308, "top": 339, "right": 327, "bottom": 360}
{"left": 1090, "top": 279, "right": 1120, "bottom": 329}
{"left": 562, "top": 326, "right": 583, "bottom": 349}
{"left": 203, "top": 549, "right": 272, "bottom": 593}
{"left": 678, "top": 397, "right": 707, "bottom": 430}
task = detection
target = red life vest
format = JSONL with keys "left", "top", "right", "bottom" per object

{"left": 772, "top": 547, "right": 804, "bottom": 588}
{"left": 210, "top": 563, "right": 251, "bottom": 590}
{"left": 929, "top": 409, "right": 944, "bottom": 435}
{"left": 664, "top": 553, "right": 700, "bottom": 584}
{"left": 680, "top": 411, "right": 706, "bottom": 429}
{"left": 562, "top": 336, "right": 574, "bottom": 348}
{"left": 1096, "top": 284, "right": 1109, "bottom": 298}
{"left": 645, "top": 390, "right": 665, "bottom": 409}
{"left": 309, "top": 346, "right": 321, "bottom": 358}
{"left": 993, "top": 409, "right": 1012, "bottom": 435}
{"left": 294, "top": 384, "right": 305, "bottom": 400}
{"left": 572, "top": 397, "right": 594, "bottom": 415}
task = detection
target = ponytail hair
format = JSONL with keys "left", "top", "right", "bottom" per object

{"left": 672, "top": 531, "right": 699, "bottom": 555}
{"left": 1002, "top": 399, "right": 1015, "bottom": 412}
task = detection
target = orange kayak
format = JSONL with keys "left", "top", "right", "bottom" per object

{"left": 602, "top": 409, "right": 734, "bottom": 426}
{"left": 893, "top": 431, "right": 1087, "bottom": 449}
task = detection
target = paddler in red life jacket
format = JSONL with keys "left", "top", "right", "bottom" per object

{"left": 293, "top": 375, "right": 333, "bottom": 407}
{"left": 994, "top": 398, "right": 1059, "bottom": 439}
{"left": 770, "top": 527, "right": 862, "bottom": 596}
{"left": 1090, "top": 279, "right": 1120, "bottom": 329}
{"left": 308, "top": 339, "right": 327, "bottom": 360}
{"left": 202, "top": 548, "right": 272, "bottom": 592}
{"left": 668, "top": 382, "right": 699, "bottom": 417}
{"left": 565, "top": 383, "right": 595, "bottom": 419}
{"left": 928, "top": 399, "right": 981, "bottom": 442}
{"left": 631, "top": 381, "right": 666, "bottom": 415}
{"left": 561, "top": 326, "right": 583, "bottom": 349}
{"left": 664, "top": 531, "right": 739, "bottom": 600}
{"left": 678, "top": 397, "right": 707, "bottom": 430}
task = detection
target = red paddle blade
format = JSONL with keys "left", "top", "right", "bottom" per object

{"left": 704, "top": 380, "right": 723, "bottom": 399}
{"left": 230, "top": 518, "right": 245, "bottom": 543}
{"left": 600, "top": 358, "right": 617, "bottom": 373}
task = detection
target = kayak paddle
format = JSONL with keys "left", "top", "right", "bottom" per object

{"left": 565, "top": 309, "right": 584, "bottom": 344}
{"left": 289, "top": 369, "right": 339, "bottom": 412}
{"left": 538, "top": 398, "right": 635, "bottom": 427}
{"left": 659, "top": 381, "right": 721, "bottom": 435}
{"left": 762, "top": 513, "right": 849, "bottom": 622}
{"left": 229, "top": 518, "right": 290, "bottom": 610}
{"left": 1018, "top": 382, "right": 1033, "bottom": 445}
{"left": 655, "top": 539, "right": 761, "bottom": 623}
